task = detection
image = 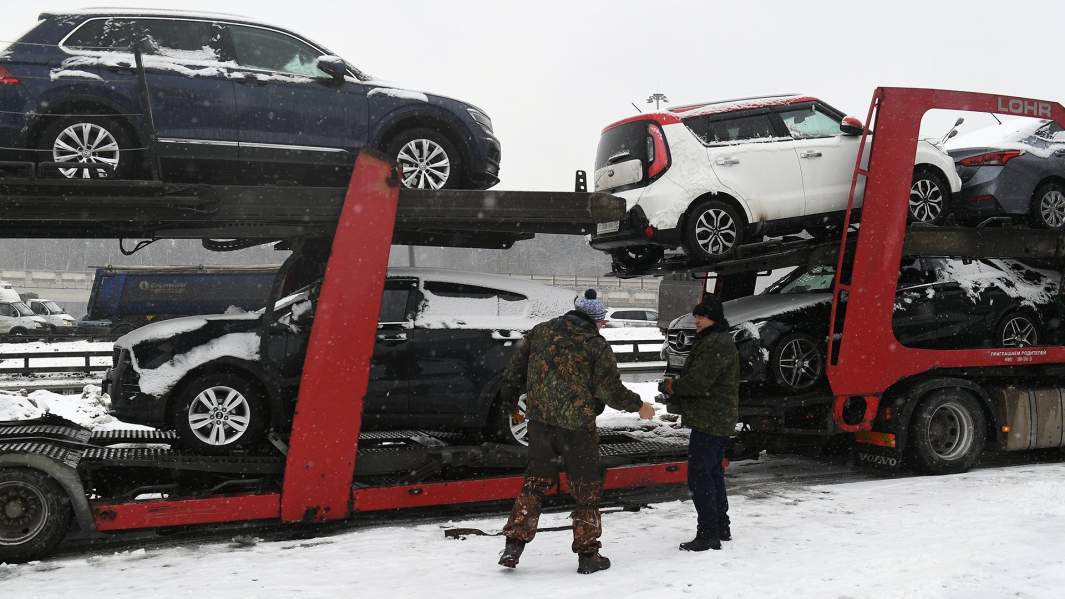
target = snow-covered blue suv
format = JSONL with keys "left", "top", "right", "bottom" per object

{"left": 0, "top": 10, "right": 501, "bottom": 188}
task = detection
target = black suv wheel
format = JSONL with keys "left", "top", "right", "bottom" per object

{"left": 172, "top": 372, "right": 268, "bottom": 454}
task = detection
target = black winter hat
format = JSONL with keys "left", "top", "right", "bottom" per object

{"left": 584, "top": 288, "right": 597, "bottom": 300}
{"left": 692, "top": 296, "right": 724, "bottom": 321}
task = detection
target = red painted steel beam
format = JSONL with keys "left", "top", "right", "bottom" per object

{"left": 827, "top": 88, "right": 1065, "bottom": 432}
{"left": 282, "top": 151, "right": 400, "bottom": 522}
{"left": 92, "top": 493, "right": 280, "bottom": 532}
{"left": 352, "top": 462, "right": 687, "bottom": 512}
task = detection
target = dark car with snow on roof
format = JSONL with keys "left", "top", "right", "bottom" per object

{"left": 589, "top": 94, "right": 961, "bottom": 272}
{"left": 0, "top": 10, "right": 500, "bottom": 188}
{"left": 663, "top": 257, "right": 1064, "bottom": 395}
{"left": 104, "top": 268, "right": 576, "bottom": 454}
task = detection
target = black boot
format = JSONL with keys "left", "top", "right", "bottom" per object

{"left": 680, "top": 534, "right": 721, "bottom": 552}
{"left": 498, "top": 538, "right": 526, "bottom": 568}
{"left": 720, "top": 524, "right": 732, "bottom": 542}
{"left": 577, "top": 552, "right": 611, "bottom": 574}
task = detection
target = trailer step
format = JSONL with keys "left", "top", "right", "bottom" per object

{"left": 89, "top": 429, "right": 179, "bottom": 445}
{"left": 0, "top": 441, "right": 83, "bottom": 468}
{"left": 0, "top": 421, "right": 92, "bottom": 444}
{"left": 79, "top": 447, "right": 285, "bottom": 474}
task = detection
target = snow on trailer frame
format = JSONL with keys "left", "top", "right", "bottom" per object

{"left": 0, "top": 152, "right": 688, "bottom": 564}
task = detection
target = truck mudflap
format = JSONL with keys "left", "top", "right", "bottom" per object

{"left": 853, "top": 431, "right": 903, "bottom": 471}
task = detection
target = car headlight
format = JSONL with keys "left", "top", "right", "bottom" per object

{"left": 467, "top": 108, "right": 493, "bottom": 134}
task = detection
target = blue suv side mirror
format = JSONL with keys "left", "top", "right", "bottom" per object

{"left": 316, "top": 55, "right": 347, "bottom": 81}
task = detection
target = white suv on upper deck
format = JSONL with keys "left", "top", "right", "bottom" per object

{"left": 588, "top": 94, "right": 962, "bottom": 272}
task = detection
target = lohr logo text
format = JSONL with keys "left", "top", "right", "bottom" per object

{"left": 997, "top": 96, "right": 1052, "bottom": 118}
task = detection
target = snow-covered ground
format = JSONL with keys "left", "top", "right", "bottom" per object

{"left": 5, "top": 459, "right": 1065, "bottom": 597}
{"left": 4, "top": 378, "right": 1065, "bottom": 597}
{"left": 0, "top": 385, "right": 148, "bottom": 431}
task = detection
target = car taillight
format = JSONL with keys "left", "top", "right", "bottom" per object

{"left": 958, "top": 150, "right": 1024, "bottom": 167}
{"left": 646, "top": 122, "right": 670, "bottom": 179}
{"left": 0, "top": 66, "right": 18, "bottom": 85}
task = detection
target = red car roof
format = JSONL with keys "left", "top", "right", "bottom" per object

{"left": 602, "top": 95, "right": 819, "bottom": 133}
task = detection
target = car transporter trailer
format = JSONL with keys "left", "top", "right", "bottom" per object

{"left": 646, "top": 88, "right": 1065, "bottom": 472}
{"left": 4, "top": 87, "right": 1065, "bottom": 563}
{"left": 0, "top": 151, "right": 692, "bottom": 563}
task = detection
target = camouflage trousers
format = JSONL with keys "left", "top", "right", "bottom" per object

{"left": 503, "top": 421, "right": 603, "bottom": 555}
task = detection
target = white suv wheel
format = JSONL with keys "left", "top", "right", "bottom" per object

{"left": 694, "top": 207, "right": 738, "bottom": 255}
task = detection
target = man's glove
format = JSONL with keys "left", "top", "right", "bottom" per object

{"left": 657, "top": 379, "right": 674, "bottom": 395}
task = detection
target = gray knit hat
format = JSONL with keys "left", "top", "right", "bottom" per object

{"left": 575, "top": 293, "right": 608, "bottom": 321}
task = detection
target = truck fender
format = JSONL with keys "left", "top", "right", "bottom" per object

{"left": 0, "top": 453, "right": 97, "bottom": 536}
{"left": 889, "top": 376, "right": 993, "bottom": 452}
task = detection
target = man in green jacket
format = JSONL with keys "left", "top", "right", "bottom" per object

{"left": 497, "top": 290, "right": 655, "bottom": 574}
{"left": 660, "top": 296, "right": 739, "bottom": 551}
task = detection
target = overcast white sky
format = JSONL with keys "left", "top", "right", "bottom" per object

{"left": 3, "top": 0, "right": 1063, "bottom": 191}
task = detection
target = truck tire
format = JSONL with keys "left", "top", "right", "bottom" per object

{"left": 0, "top": 468, "right": 72, "bottom": 564}
{"left": 172, "top": 372, "right": 268, "bottom": 455}
{"left": 909, "top": 389, "right": 986, "bottom": 474}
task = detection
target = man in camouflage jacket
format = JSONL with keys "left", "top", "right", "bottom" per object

{"left": 660, "top": 296, "right": 739, "bottom": 551}
{"left": 497, "top": 289, "right": 654, "bottom": 574}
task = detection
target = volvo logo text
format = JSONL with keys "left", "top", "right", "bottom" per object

{"left": 996, "top": 96, "right": 1052, "bottom": 118}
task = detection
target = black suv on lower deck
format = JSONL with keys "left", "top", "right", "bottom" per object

{"left": 105, "top": 268, "right": 576, "bottom": 453}
{"left": 1, "top": 10, "right": 500, "bottom": 188}
{"left": 665, "top": 257, "right": 1064, "bottom": 395}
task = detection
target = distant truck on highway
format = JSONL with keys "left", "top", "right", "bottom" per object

{"left": 84, "top": 266, "right": 280, "bottom": 336}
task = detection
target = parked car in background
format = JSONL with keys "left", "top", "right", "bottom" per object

{"left": 106, "top": 269, "right": 576, "bottom": 453}
{"left": 24, "top": 298, "right": 77, "bottom": 334}
{"left": 87, "top": 265, "right": 278, "bottom": 336}
{"left": 0, "top": 300, "right": 48, "bottom": 337}
{"left": 590, "top": 94, "right": 961, "bottom": 272}
{"left": 945, "top": 118, "right": 1065, "bottom": 228}
{"left": 663, "top": 257, "right": 1063, "bottom": 394}
{"left": 0, "top": 10, "right": 500, "bottom": 189}
{"left": 604, "top": 307, "right": 658, "bottom": 328}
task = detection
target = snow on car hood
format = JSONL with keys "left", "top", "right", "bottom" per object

{"left": 669, "top": 293, "right": 832, "bottom": 331}
{"left": 115, "top": 312, "right": 260, "bottom": 348}
{"left": 134, "top": 331, "right": 261, "bottom": 397}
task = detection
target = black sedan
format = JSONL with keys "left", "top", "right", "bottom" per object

{"left": 945, "top": 119, "right": 1065, "bottom": 228}
{"left": 664, "top": 257, "right": 1064, "bottom": 394}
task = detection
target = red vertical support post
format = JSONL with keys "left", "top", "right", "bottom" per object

{"left": 281, "top": 152, "right": 399, "bottom": 522}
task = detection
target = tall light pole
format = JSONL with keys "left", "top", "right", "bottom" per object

{"left": 646, "top": 92, "right": 669, "bottom": 111}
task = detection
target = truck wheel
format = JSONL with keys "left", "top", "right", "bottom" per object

{"left": 172, "top": 372, "right": 267, "bottom": 455}
{"left": 0, "top": 468, "right": 72, "bottom": 564}
{"left": 909, "top": 389, "right": 986, "bottom": 474}
{"left": 769, "top": 332, "right": 825, "bottom": 393}
{"left": 491, "top": 393, "right": 529, "bottom": 446}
